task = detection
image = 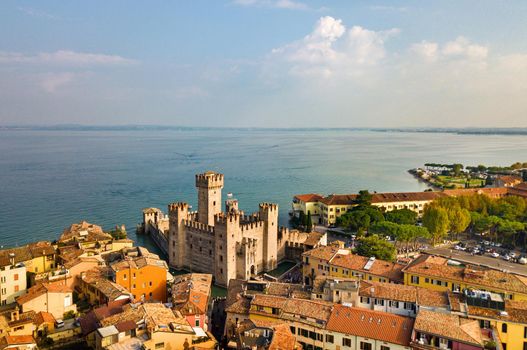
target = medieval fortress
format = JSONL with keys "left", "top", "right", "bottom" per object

{"left": 142, "top": 171, "right": 314, "bottom": 287}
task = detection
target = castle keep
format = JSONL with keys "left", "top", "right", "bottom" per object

{"left": 166, "top": 171, "right": 293, "bottom": 287}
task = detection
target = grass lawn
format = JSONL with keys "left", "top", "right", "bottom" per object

{"left": 267, "top": 261, "right": 297, "bottom": 278}
{"left": 436, "top": 175, "right": 484, "bottom": 188}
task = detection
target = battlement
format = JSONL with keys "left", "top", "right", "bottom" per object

{"left": 240, "top": 220, "right": 264, "bottom": 232}
{"left": 259, "top": 202, "right": 278, "bottom": 212}
{"left": 183, "top": 219, "right": 215, "bottom": 235}
{"left": 195, "top": 171, "right": 224, "bottom": 189}
{"left": 215, "top": 211, "right": 240, "bottom": 225}
{"left": 168, "top": 202, "right": 189, "bottom": 213}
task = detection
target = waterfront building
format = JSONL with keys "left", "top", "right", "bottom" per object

{"left": 302, "top": 245, "right": 405, "bottom": 286}
{"left": 171, "top": 273, "right": 212, "bottom": 331}
{"left": 0, "top": 241, "right": 56, "bottom": 286}
{"left": 109, "top": 247, "right": 168, "bottom": 303}
{"left": 162, "top": 171, "right": 311, "bottom": 287}
{"left": 0, "top": 259, "right": 27, "bottom": 306}
{"left": 293, "top": 184, "right": 524, "bottom": 226}
{"left": 403, "top": 254, "right": 527, "bottom": 301}
{"left": 16, "top": 281, "right": 76, "bottom": 320}
{"left": 0, "top": 335, "right": 37, "bottom": 350}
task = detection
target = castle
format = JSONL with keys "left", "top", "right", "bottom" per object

{"left": 142, "top": 171, "right": 321, "bottom": 287}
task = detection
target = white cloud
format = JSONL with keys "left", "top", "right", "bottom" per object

{"left": 232, "top": 0, "right": 309, "bottom": 10}
{"left": 411, "top": 41, "right": 439, "bottom": 62}
{"left": 442, "top": 36, "right": 488, "bottom": 60}
{"left": 38, "top": 72, "right": 79, "bottom": 93}
{"left": 0, "top": 50, "right": 138, "bottom": 66}
{"left": 270, "top": 16, "right": 398, "bottom": 77}
{"left": 18, "top": 6, "right": 60, "bottom": 20}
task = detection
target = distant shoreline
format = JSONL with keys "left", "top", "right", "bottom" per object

{"left": 2, "top": 125, "right": 527, "bottom": 136}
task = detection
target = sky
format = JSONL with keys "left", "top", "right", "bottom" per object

{"left": 0, "top": 1, "right": 526, "bottom": 128}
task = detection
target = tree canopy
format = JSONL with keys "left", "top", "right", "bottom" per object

{"left": 354, "top": 234, "right": 396, "bottom": 261}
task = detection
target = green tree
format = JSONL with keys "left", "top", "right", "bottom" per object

{"left": 452, "top": 163, "right": 464, "bottom": 177}
{"left": 306, "top": 211, "right": 313, "bottom": 233}
{"left": 422, "top": 205, "right": 450, "bottom": 245}
{"left": 355, "top": 190, "right": 373, "bottom": 206}
{"left": 448, "top": 207, "right": 471, "bottom": 238}
{"left": 385, "top": 209, "right": 417, "bottom": 225}
{"left": 355, "top": 235, "right": 396, "bottom": 261}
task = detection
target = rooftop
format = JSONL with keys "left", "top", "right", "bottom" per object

{"left": 172, "top": 273, "right": 212, "bottom": 315}
{"left": 59, "top": 221, "right": 112, "bottom": 244}
{"left": 16, "top": 281, "right": 72, "bottom": 305}
{"left": 359, "top": 281, "right": 449, "bottom": 308}
{"left": 326, "top": 304, "right": 414, "bottom": 346}
{"left": 403, "top": 254, "right": 527, "bottom": 295}
{"left": 330, "top": 253, "right": 405, "bottom": 282}
{"left": 413, "top": 309, "right": 483, "bottom": 346}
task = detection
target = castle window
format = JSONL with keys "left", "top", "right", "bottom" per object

{"left": 213, "top": 201, "right": 216, "bottom": 206}
{"left": 220, "top": 255, "right": 223, "bottom": 262}
{"left": 220, "top": 268, "right": 223, "bottom": 274}
{"left": 209, "top": 250, "right": 212, "bottom": 256}
{"left": 502, "top": 323, "right": 507, "bottom": 333}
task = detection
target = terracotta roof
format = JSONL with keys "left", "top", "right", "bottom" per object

{"left": 252, "top": 295, "right": 288, "bottom": 309}
{"left": 115, "top": 320, "right": 137, "bottom": 332}
{"left": 302, "top": 245, "right": 340, "bottom": 261}
{"left": 80, "top": 299, "right": 130, "bottom": 335}
{"left": 81, "top": 267, "right": 130, "bottom": 301}
{"left": 35, "top": 311, "right": 55, "bottom": 326}
{"left": 320, "top": 194, "right": 358, "bottom": 206}
{"left": 7, "top": 311, "right": 36, "bottom": 328}
{"left": 371, "top": 191, "right": 446, "bottom": 203}
{"left": 269, "top": 324, "right": 301, "bottom": 350}
{"left": 16, "top": 282, "right": 72, "bottom": 305}
{"left": 282, "top": 298, "right": 333, "bottom": 322}
{"left": 110, "top": 255, "right": 167, "bottom": 271}
{"left": 1, "top": 335, "right": 35, "bottom": 346}
{"left": 294, "top": 194, "right": 323, "bottom": 203}
{"left": 225, "top": 296, "right": 251, "bottom": 314}
{"left": 330, "top": 254, "right": 405, "bottom": 282}
{"left": 443, "top": 187, "right": 509, "bottom": 198}
{"left": 497, "top": 175, "right": 523, "bottom": 185}
{"left": 414, "top": 309, "right": 483, "bottom": 346}
{"left": 0, "top": 241, "right": 54, "bottom": 267}
{"left": 303, "top": 231, "right": 324, "bottom": 247}
{"left": 403, "top": 254, "right": 527, "bottom": 295}
{"left": 59, "top": 221, "right": 112, "bottom": 243}
{"left": 327, "top": 305, "right": 414, "bottom": 346}
{"left": 172, "top": 273, "right": 212, "bottom": 315}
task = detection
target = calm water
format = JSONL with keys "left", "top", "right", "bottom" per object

{"left": 1, "top": 129, "right": 527, "bottom": 252}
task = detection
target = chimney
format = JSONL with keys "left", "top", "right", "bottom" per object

{"left": 11, "top": 306, "right": 19, "bottom": 322}
{"left": 9, "top": 253, "right": 15, "bottom": 267}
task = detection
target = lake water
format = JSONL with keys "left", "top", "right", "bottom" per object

{"left": 1, "top": 128, "right": 527, "bottom": 252}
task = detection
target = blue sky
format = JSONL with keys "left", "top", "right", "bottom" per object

{"left": 1, "top": 1, "right": 526, "bottom": 127}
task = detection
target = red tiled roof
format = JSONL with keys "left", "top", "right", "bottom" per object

{"left": 294, "top": 194, "right": 323, "bottom": 203}
{"left": 35, "top": 311, "right": 55, "bottom": 326}
{"left": 326, "top": 305, "right": 414, "bottom": 346}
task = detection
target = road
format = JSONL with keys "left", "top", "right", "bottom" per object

{"left": 425, "top": 246, "right": 527, "bottom": 276}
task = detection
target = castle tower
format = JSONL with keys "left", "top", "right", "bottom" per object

{"left": 259, "top": 203, "right": 279, "bottom": 271}
{"left": 168, "top": 202, "right": 189, "bottom": 269}
{"left": 195, "top": 171, "right": 224, "bottom": 226}
{"left": 214, "top": 212, "right": 240, "bottom": 287}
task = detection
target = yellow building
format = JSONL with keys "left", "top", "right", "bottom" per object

{"left": 0, "top": 242, "right": 56, "bottom": 283}
{"left": 403, "top": 255, "right": 527, "bottom": 301}
{"left": 294, "top": 187, "right": 512, "bottom": 226}
{"left": 302, "top": 245, "right": 404, "bottom": 286}
{"left": 448, "top": 290, "right": 527, "bottom": 350}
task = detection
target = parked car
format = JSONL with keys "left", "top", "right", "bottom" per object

{"left": 518, "top": 256, "right": 527, "bottom": 265}
{"left": 55, "top": 319, "right": 65, "bottom": 328}
{"left": 455, "top": 245, "right": 466, "bottom": 251}
{"left": 502, "top": 255, "right": 511, "bottom": 261}
{"left": 508, "top": 252, "right": 517, "bottom": 258}
{"left": 490, "top": 252, "right": 500, "bottom": 258}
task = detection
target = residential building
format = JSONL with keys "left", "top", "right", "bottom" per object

{"left": 0, "top": 258, "right": 27, "bottom": 306}
{"left": 0, "top": 241, "right": 56, "bottom": 285}
{"left": 172, "top": 273, "right": 212, "bottom": 331}
{"left": 325, "top": 304, "right": 414, "bottom": 350}
{"left": 79, "top": 267, "right": 132, "bottom": 305}
{"left": 357, "top": 281, "right": 449, "bottom": 317}
{"left": 302, "top": 245, "right": 405, "bottom": 286}
{"left": 109, "top": 247, "right": 168, "bottom": 303}
{"left": 232, "top": 319, "right": 301, "bottom": 350}
{"left": 449, "top": 289, "right": 527, "bottom": 350}
{"left": 310, "top": 276, "right": 359, "bottom": 304}
{"left": 292, "top": 194, "right": 324, "bottom": 223}
{"left": 403, "top": 254, "right": 527, "bottom": 301}
{"left": 411, "top": 309, "right": 488, "bottom": 350}
{"left": 16, "top": 281, "right": 76, "bottom": 320}
{"left": 0, "top": 335, "right": 37, "bottom": 350}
